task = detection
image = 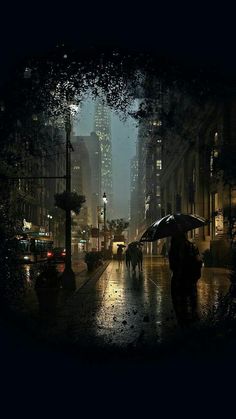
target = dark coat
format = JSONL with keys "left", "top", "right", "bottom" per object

{"left": 169, "top": 236, "right": 202, "bottom": 286}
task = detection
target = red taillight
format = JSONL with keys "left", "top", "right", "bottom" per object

{"left": 47, "top": 251, "right": 53, "bottom": 257}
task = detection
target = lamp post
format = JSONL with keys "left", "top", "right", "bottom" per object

{"left": 98, "top": 216, "right": 100, "bottom": 251}
{"left": 97, "top": 206, "right": 103, "bottom": 251}
{"left": 61, "top": 111, "right": 76, "bottom": 290}
{"left": 47, "top": 214, "right": 52, "bottom": 237}
{"left": 21, "top": 63, "right": 76, "bottom": 289}
{"left": 103, "top": 192, "right": 107, "bottom": 253}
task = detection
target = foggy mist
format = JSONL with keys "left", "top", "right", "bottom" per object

{"left": 75, "top": 97, "right": 138, "bottom": 220}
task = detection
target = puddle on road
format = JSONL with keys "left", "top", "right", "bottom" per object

{"left": 17, "top": 259, "right": 234, "bottom": 355}
{"left": 91, "top": 261, "right": 232, "bottom": 347}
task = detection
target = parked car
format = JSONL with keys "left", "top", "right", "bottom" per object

{"left": 47, "top": 247, "right": 66, "bottom": 262}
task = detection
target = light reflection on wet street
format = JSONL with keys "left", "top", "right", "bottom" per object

{"left": 53, "top": 256, "right": 231, "bottom": 352}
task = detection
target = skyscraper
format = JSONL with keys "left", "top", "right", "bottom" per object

{"left": 129, "top": 155, "right": 139, "bottom": 241}
{"left": 72, "top": 132, "right": 101, "bottom": 227}
{"left": 94, "top": 100, "right": 113, "bottom": 217}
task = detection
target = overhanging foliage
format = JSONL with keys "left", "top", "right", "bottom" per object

{"left": 54, "top": 191, "right": 85, "bottom": 213}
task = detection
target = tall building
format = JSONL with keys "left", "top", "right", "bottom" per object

{"left": 94, "top": 101, "right": 113, "bottom": 217}
{"left": 44, "top": 124, "right": 66, "bottom": 247}
{"left": 160, "top": 93, "right": 236, "bottom": 266}
{"left": 72, "top": 132, "right": 101, "bottom": 227}
{"left": 132, "top": 79, "right": 164, "bottom": 253}
{"left": 70, "top": 138, "right": 90, "bottom": 253}
{"left": 0, "top": 117, "right": 66, "bottom": 247}
{"left": 129, "top": 155, "right": 138, "bottom": 241}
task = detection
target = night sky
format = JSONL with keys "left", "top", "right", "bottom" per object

{"left": 1, "top": 3, "right": 235, "bottom": 218}
{"left": 1, "top": 4, "right": 236, "bottom": 85}
{"left": 1, "top": 4, "right": 235, "bottom": 223}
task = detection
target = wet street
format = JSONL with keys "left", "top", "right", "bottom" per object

{"left": 31, "top": 255, "right": 232, "bottom": 360}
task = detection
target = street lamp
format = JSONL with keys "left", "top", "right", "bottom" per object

{"left": 47, "top": 214, "right": 52, "bottom": 237}
{"left": 103, "top": 192, "right": 108, "bottom": 252}
{"left": 61, "top": 110, "right": 76, "bottom": 291}
{"left": 21, "top": 63, "right": 77, "bottom": 289}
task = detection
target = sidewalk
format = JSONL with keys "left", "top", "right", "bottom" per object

{"left": 17, "top": 260, "right": 111, "bottom": 324}
{"left": 73, "top": 260, "right": 110, "bottom": 291}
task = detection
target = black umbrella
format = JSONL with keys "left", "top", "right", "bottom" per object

{"left": 128, "top": 241, "right": 143, "bottom": 248}
{"left": 140, "top": 213, "right": 208, "bottom": 242}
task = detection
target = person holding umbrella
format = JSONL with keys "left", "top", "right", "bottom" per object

{"left": 140, "top": 213, "right": 206, "bottom": 289}
{"left": 168, "top": 228, "right": 202, "bottom": 290}
{"left": 127, "top": 241, "right": 143, "bottom": 274}
{"left": 125, "top": 246, "right": 131, "bottom": 270}
{"left": 117, "top": 244, "right": 124, "bottom": 268}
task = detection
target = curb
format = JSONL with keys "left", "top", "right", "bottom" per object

{"left": 75, "top": 260, "right": 111, "bottom": 293}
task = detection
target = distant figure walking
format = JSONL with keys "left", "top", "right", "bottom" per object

{"left": 128, "top": 243, "right": 143, "bottom": 274}
{"left": 125, "top": 248, "right": 131, "bottom": 270}
{"left": 137, "top": 244, "right": 143, "bottom": 271}
{"left": 117, "top": 245, "right": 123, "bottom": 268}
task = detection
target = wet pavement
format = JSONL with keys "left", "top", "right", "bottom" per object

{"left": 28, "top": 256, "right": 233, "bottom": 360}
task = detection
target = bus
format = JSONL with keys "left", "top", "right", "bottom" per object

{"left": 16, "top": 234, "right": 53, "bottom": 263}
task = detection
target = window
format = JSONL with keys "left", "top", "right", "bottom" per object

{"left": 156, "top": 160, "right": 162, "bottom": 170}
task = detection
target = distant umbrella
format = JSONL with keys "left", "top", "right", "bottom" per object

{"left": 140, "top": 213, "right": 208, "bottom": 242}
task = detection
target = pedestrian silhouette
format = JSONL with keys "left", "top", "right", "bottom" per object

{"left": 128, "top": 243, "right": 143, "bottom": 275}
{"left": 171, "top": 280, "right": 199, "bottom": 327}
{"left": 117, "top": 245, "right": 123, "bottom": 268}
{"left": 137, "top": 244, "right": 143, "bottom": 271}
{"left": 125, "top": 247, "right": 131, "bottom": 270}
{"left": 169, "top": 232, "right": 199, "bottom": 327}
{"left": 168, "top": 230, "right": 202, "bottom": 290}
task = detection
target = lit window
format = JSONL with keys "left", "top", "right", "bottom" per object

{"left": 156, "top": 160, "right": 162, "bottom": 170}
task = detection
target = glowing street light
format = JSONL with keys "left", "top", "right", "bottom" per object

{"left": 103, "top": 192, "right": 108, "bottom": 252}
{"left": 47, "top": 214, "right": 53, "bottom": 236}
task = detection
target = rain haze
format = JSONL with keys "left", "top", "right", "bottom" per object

{"left": 2, "top": 2, "right": 236, "bottom": 385}
{"left": 75, "top": 97, "right": 138, "bottom": 220}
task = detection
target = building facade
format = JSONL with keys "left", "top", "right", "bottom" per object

{"left": 129, "top": 155, "right": 139, "bottom": 241}
{"left": 94, "top": 100, "right": 113, "bottom": 218}
{"left": 160, "top": 96, "right": 236, "bottom": 266}
{"left": 73, "top": 132, "right": 101, "bottom": 227}
{"left": 130, "top": 80, "right": 164, "bottom": 253}
{"left": 71, "top": 137, "right": 91, "bottom": 253}
{"left": 5, "top": 120, "right": 66, "bottom": 247}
